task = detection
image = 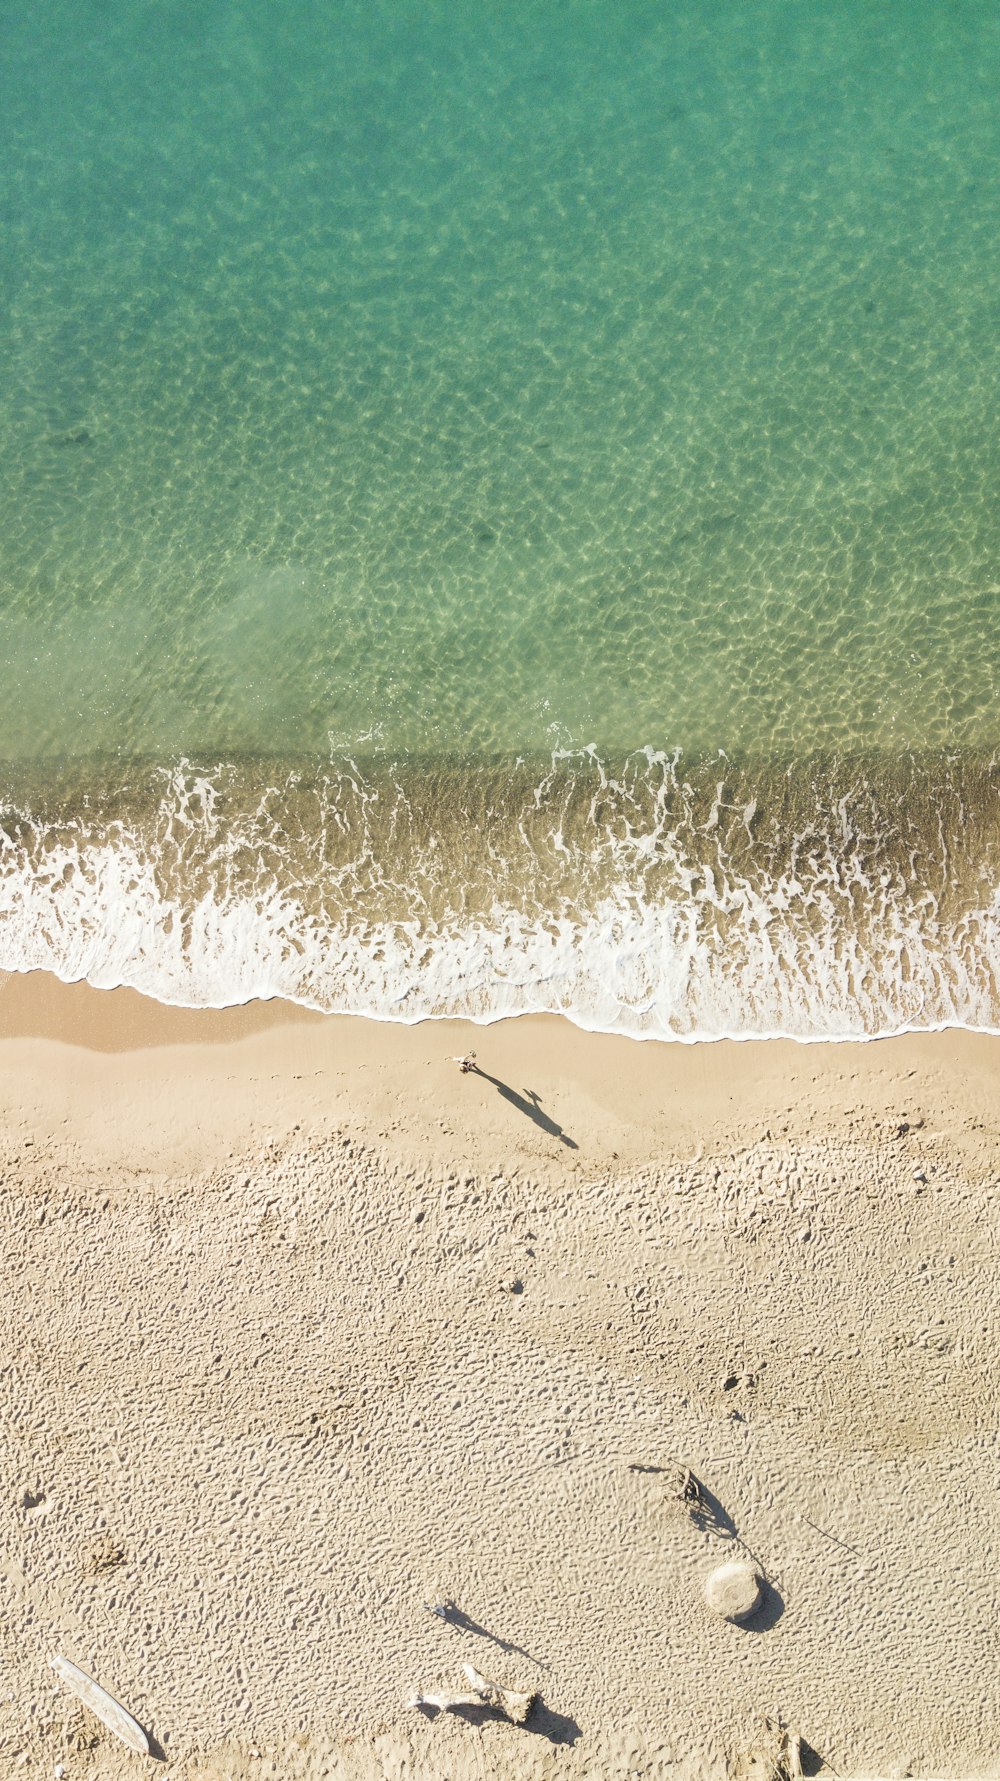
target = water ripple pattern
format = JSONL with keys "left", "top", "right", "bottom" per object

{"left": 1, "top": 1, "right": 999, "bottom": 1033}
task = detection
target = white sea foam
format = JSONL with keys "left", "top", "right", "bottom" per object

{"left": 1, "top": 752, "right": 998, "bottom": 1040}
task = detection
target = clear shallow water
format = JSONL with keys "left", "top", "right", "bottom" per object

{"left": 1, "top": 1, "right": 999, "bottom": 1035}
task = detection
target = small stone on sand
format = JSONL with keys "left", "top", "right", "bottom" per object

{"left": 704, "top": 1559, "right": 764, "bottom": 1622}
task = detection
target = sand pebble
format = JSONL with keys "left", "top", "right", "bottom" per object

{"left": 704, "top": 1560, "right": 764, "bottom": 1622}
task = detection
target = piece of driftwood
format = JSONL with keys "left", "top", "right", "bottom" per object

{"left": 50, "top": 1656, "right": 152, "bottom": 1756}
{"left": 783, "top": 1729, "right": 803, "bottom": 1780}
{"left": 627, "top": 1460, "right": 703, "bottom": 1516}
{"left": 750, "top": 1717, "right": 803, "bottom": 1781}
{"left": 410, "top": 1661, "right": 536, "bottom": 1724}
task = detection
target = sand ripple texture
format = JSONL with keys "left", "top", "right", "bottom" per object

{"left": 1, "top": 748, "right": 999, "bottom": 1039}
{"left": 0, "top": 1065, "right": 997, "bottom": 1778}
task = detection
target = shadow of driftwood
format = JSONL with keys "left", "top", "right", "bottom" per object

{"left": 798, "top": 1735, "right": 824, "bottom": 1775}
{"left": 682, "top": 1472, "right": 770, "bottom": 1577}
{"left": 687, "top": 1476, "right": 741, "bottom": 1542}
{"left": 525, "top": 1698, "right": 582, "bottom": 1746}
{"left": 799, "top": 1511, "right": 863, "bottom": 1559}
{"left": 627, "top": 1462, "right": 742, "bottom": 1543}
{"left": 469, "top": 1066, "right": 578, "bottom": 1149}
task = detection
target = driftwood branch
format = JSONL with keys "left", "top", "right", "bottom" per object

{"left": 410, "top": 1661, "right": 537, "bottom": 1725}
{"left": 49, "top": 1656, "right": 152, "bottom": 1757}
{"left": 749, "top": 1717, "right": 804, "bottom": 1781}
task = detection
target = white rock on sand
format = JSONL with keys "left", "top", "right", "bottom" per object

{"left": 703, "top": 1561, "right": 764, "bottom": 1623}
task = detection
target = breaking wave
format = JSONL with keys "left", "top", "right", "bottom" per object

{"left": 1, "top": 746, "right": 998, "bottom": 1041}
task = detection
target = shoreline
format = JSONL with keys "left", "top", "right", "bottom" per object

{"left": 4, "top": 967, "right": 1000, "bottom": 1180}
{"left": 0, "top": 969, "right": 997, "bottom": 1778}
{"left": 3, "top": 965, "right": 999, "bottom": 1055}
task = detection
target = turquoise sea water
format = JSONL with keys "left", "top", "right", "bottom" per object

{"left": 1, "top": 1, "right": 998, "bottom": 1035}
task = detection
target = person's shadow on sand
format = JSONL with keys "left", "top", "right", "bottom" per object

{"left": 430, "top": 1601, "right": 547, "bottom": 1668}
{"left": 468, "top": 1065, "right": 578, "bottom": 1150}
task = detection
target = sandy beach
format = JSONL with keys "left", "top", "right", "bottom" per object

{"left": 0, "top": 971, "right": 997, "bottom": 1779}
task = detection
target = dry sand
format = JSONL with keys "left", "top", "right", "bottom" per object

{"left": 0, "top": 971, "right": 997, "bottom": 1780}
